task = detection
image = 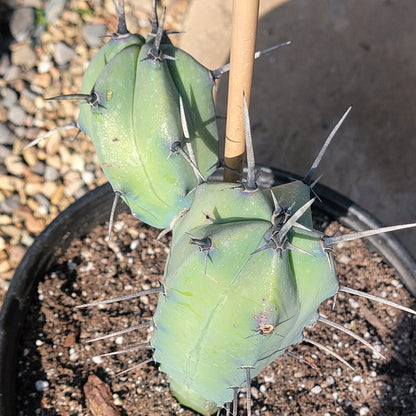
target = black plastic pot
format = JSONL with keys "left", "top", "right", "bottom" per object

{"left": 1, "top": 167, "right": 416, "bottom": 416}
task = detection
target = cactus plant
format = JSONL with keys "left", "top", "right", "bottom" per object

{"left": 26, "top": 0, "right": 416, "bottom": 415}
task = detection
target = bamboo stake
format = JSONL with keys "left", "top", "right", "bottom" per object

{"left": 223, "top": 0, "right": 260, "bottom": 183}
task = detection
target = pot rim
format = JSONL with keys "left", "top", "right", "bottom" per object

{"left": 1, "top": 167, "right": 415, "bottom": 416}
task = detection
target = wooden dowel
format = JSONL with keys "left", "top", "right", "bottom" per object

{"left": 223, "top": 0, "right": 260, "bottom": 183}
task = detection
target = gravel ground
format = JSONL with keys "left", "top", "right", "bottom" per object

{"left": 0, "top": 0, "right": 191, "bottom": 304}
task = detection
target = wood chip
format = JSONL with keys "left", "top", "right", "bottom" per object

{"left": 84, "top": 374, "right": 121, "bottom": 416}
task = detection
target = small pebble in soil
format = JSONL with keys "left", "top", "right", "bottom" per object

{"left": 311, "top": 385, "right": 323, "bottom": 394}
{"left": 35, "top": 380, "right": 49, "bottom": 392}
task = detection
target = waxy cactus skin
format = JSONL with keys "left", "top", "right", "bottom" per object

{"left": 151, "top": 180, "right": 339, "bottom": 414}
{"left": 77, "top": 27, "right": 144, "bottom": 138}
{"left": 73, "top": 8, "right": 220, "bottom": 228}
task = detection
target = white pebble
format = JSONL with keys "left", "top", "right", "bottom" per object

{"left": 35, "top": 339, "right": 43, "bottom": 347}
{"left": 326, "top": 375, "right": 335, "bottom": 386}
{"left": 348, "top": 298, "right": 360, "bottom": 309}
{"left": 311, "top": 385, "right": 322, "bottom": 394}
{"left": 69, "top": 352, "right": 80, "bottom": 361}
{"left": 130, "top": 240, "right": 140, "bottom": 250}
{"left": 37, "top": 59, "right": 52, "bottom": 74}
{"left": 92, "top": 355, "right": 103, "bottom": 364}
{"left": 353, "top": 375, "right": 363, "bottom": 383}
{"left": 359, "top": 406, "right": 370, "bottom": 415}
{"left": 115, "top": 336, "right": 124, "bottom": 345}
{"left": 263, "top": 374, "right": 275, "bottom": 383}
{"left": 82, "top": 170, "right": 95, "bottom": 185}
{"left": 35, "top": 380, "right": 49, "bottom": 391}
{"left": 113, "top": 394, "right": 123, "bottom": 406}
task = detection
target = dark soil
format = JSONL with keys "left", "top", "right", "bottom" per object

{"left": 15, "top": 210, "right": 416, "bottom": 416}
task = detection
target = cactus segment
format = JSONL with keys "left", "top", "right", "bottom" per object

{"left": 112, "top": 39, "right": 199, "bottom": 227}
{"left": 152, "top": 218, "right": 299, "bottom": 413}
{"left": 150, "top": 177, "right": 344, "bottom": 414}
{"left": 74, "top": 1, "right": 221, "bottom": 228}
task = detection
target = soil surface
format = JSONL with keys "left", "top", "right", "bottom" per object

{"left": 15, "top": 209, "right": 416, "bottom": 416}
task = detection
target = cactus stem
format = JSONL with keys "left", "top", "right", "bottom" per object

{"left": 323, "top": 222, "right": 416, "bottom": 248}
{"left": 74, "top": 286, "right": 162, "bottom": 309}
{"left": 93, "top": 341, "right": 153, "bottom": 359}
{"left": 339, "top": 285, "right": 416, "bottom": 315}
{"left": 304, "top": 106, "right": 352, "bottom": 185}
{"left": 22, "top": 123, "right": 78, "bottom": 150}
{"left": 243, "top": 94, "right": 257, "bottom": 191}
{"left": 211, "top": 42, "right": 291, "bottom": 80}
{"left": 115, "top": 357, "right": 154, "bottom": 377}
{"left": 286, "top": 350, "right": 318, "bottom": 370}
{"left": 85, "top": 320, "right": 153, "bottom": 343}
{"left": 106, "top": 191, "right": 121, "bottom": 242}
{"left": 318, "top": 315, "right": 386, "bottom": 359}
{"left": 303, "top": 336, "right": 355, "bottom": 372}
